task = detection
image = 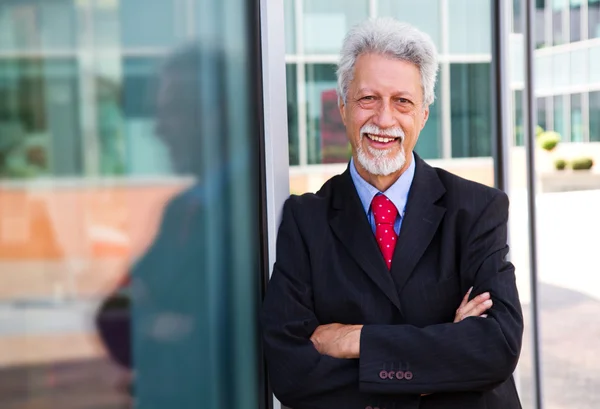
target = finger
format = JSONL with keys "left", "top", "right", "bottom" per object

{"left": 458, "top": 286, "right": 474, "bottom": 309}
{"left": 459, "top": 291, "right": 490, "bottom": 315}
{"left": 460, "top": 299, "right": 493, "bottom": 320}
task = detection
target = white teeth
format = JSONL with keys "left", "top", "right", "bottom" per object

{"left": 367, "top": 134, "right": 395, "bottom": 143}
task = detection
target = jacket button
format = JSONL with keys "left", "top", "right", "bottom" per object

{"left": 387, "top": 370, "right": 395, "bottom": 379}
{"left": 405, "top": 371, "right": 414, "bottom": 380}
{"left": 366, "top": 406, "right": 373, "bottom": 409}
{"left": 395, "top": 370, "right": 404, "bottom": 380}
{"left": 379, "top": 370, "right": 388, "bottom": 380}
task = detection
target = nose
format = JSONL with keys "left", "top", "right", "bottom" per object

{"left": 372, "top": 101, "right": 396, "bottom": 129}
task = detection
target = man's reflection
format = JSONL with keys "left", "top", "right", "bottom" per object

{"left": 97, "top": 43, "right": 224, "bottom": 408}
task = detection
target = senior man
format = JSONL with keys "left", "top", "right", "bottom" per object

{"left": 262, "top": 18, "right": 523, "bottom": 409}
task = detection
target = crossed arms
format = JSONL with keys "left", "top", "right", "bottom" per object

{"left": 261, "top": 192, "right": 524, "bottom": 406}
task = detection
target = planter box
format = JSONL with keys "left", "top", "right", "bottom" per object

{"left": 539, "top": 169, "right": 600, "bottom": 193}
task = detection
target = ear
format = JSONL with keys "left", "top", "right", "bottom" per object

{"left": 420, "top": 106, "right": 430, "bottom": 131}
{"left": 339, "top": 97, "right": 347, "bottom": 126}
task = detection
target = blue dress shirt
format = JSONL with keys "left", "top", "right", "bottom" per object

{"left": 349, "top": 153, "right": 416, "bottom": 236}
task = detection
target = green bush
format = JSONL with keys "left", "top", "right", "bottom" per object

{"left": 536, "top": 125, "right": 545, "bottom": 138}
{"left": 538, "top": 131, "right": 560, "bottom": 151}
{"left": 554, "top": 158, "right": 567, "bottom": 170}
{"left": 571, "top": 157, "right": 594, "bottom": 170}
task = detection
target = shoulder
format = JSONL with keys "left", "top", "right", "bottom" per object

{"left": 432, "top": 166, "right": 508, "bottom": 210}
{"left": 283, "top": 173, "right": 345, "bottom": 221}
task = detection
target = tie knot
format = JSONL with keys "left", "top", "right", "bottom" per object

{"left": 371, "top": 194, "right": 398, "bottom": 225}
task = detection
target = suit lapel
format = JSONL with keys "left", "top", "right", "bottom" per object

{"left": 391, "top": 154, "right": 446, "bottom": 293}
{"left": 329, "top": 169, "right": 402, "bottom": 312}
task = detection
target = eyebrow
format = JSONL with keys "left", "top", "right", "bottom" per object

{"left": 356, "top": 88, "right": 416, "bottom": 99}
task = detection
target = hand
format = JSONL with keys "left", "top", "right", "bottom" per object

{"left": 454, "top": 287, "right": 493, "bottom": 323}
{"left": 310, "top": 323, "right": 363, "bottom": 359}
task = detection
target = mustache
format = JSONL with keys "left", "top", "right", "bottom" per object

{"left": 360, "top": 124, "right": 405, "bottom": 139}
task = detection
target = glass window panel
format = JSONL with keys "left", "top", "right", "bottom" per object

{"left": 535, "top": 54, "right": 553, "bottom": 90}
{"left": 450, "top": 63, "right": 492, "bottom": 158}
{"left": 570, "top": 93, "right": 583, "bottom": 142}
{"left": 0, "top": 1, "right": 76, "bottom": 51}
{"left": 510, "top": 34, "right": 525, "bottom": 84}
{"left": 305, "top": 63, "right": 344, "bottom": 164}
{"left": 552, "top": 52, "right": 570, "bottom": 88}
{"left": 590, "top": 0, "right": 600, "bottom": 39}
{"left": 513, "top": 0, "right": 524, "bottom": 34}
{"left": 570, "top": 48, "right": 587, "bottom": 87}
{"left": 553, "top": 94, "right": 567, "bottom": 141}
{"left": 302, "top": 0, "right": 369, "bottom": 55}
{"left": 552, "top": 0, "right": 567, "bottom": 45}
{"left": 537, "top": 96, "right": 548, "bottom": 132}
{"left": 448, "top": 0, "right": 492, "bottom": 54}
{"left": 535, "top": 0, "right": 548, "bottom": 48}
{"left": 590, "top": 45, "right": 600, "bottom": 83}
{"left": 120, "top": 0, "right": 183, "bottom": 48}
{"left": 284, "top": 0, "right": 296, "bottom": 54}
{"left": 0, "top": 1, "right": 263, "bottom": 408}
{"left": 286, "top": 64, "right": 300, "bottom": 165}
{"left": 415, "top": 77, "right": 442, "bottom": 159}
{"left": 93, "top": 1, "right": 120, "bottom": 48}
{"left": 378, "top": 0, "right": 442, "bottom": 50}
{"left": 590, "top": 91, "right": 600, "bottom": 142}
{"left": 0, "top": 58, "right": 81, "bottom": 178}
{"left": 515, "top": 90, "right": 524, "bottom": 146}
{"left": 569, "top": 0, "right": 582, "bottom": 42}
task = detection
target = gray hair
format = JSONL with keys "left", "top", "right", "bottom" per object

{"left": 336, "top": 18, "right": 439, "bottom": 107}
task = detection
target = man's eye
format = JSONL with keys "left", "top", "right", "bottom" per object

{"left": 396, "top": 98, "right": 410, "bottom": 103}
{"left": 361, "top": 96, "right": 375, "bottom": 101}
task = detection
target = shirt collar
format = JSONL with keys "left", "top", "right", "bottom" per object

{"left": 349, "top": 153, "right": 416, "bottom": 218}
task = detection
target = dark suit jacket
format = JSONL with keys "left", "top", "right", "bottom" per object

{"left": 261, "top": 154, "right": 524, "bottom": 409}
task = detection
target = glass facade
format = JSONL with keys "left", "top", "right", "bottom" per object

{"left": 450, "top": 63, "right": 492, "bottom": 158}
{"left": 0, "top": 1, "right": 264, "bottom": 409}
{"left": 284, "top": 0, "right": 496, "bottom": 167}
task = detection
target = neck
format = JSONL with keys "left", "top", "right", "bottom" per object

{"left": 354, "top": 154, "right": 413, "bottom": 192}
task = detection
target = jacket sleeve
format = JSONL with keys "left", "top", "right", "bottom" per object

{"left": 358, "top": 191, "right": 524, "bottom": 395}
{"left": 261, "top": 198, "right": 360, "bottom": 407}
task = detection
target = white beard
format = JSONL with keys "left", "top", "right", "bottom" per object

{"left": 355, "top": 129, "right": 406, "bottom": 176}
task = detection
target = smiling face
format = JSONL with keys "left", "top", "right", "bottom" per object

{"left": 339, "top": 53, "right": 430, "bottom": 180}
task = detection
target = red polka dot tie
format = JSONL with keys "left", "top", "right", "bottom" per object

{"left": 372, "top": 194, "right": 398, "bottom": 270}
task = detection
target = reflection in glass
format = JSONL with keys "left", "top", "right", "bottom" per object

{"left": 0, "top": 1, "right": 76, "bottom": 50}
{"left": 378, "top": 0, "right": 442, "bottom": 49}
{"left": 302, "top": 0, "right": 369, "bottom": 55}
{"left": 448, "top": 0, "right": 492, "bottom": 54}
{"left": 305, "top": 64, "right": 343, "bottom": 164}
{"left": 590, "top": 91, "right": 600, "bottom": 142}
{"left": 450, "top": 63, "right": 492, "bottom": 158}
{"left": 0, "top": 1, "right": 262, "bottom": 409}
{"left": 287, "top": 64, "right": 300, "bottom": 165}
{"left": 0, "top": 58, "right": 81, "bottom": 177}
{"left": 590, "top": 0, "right": 600, "bottom": 39}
